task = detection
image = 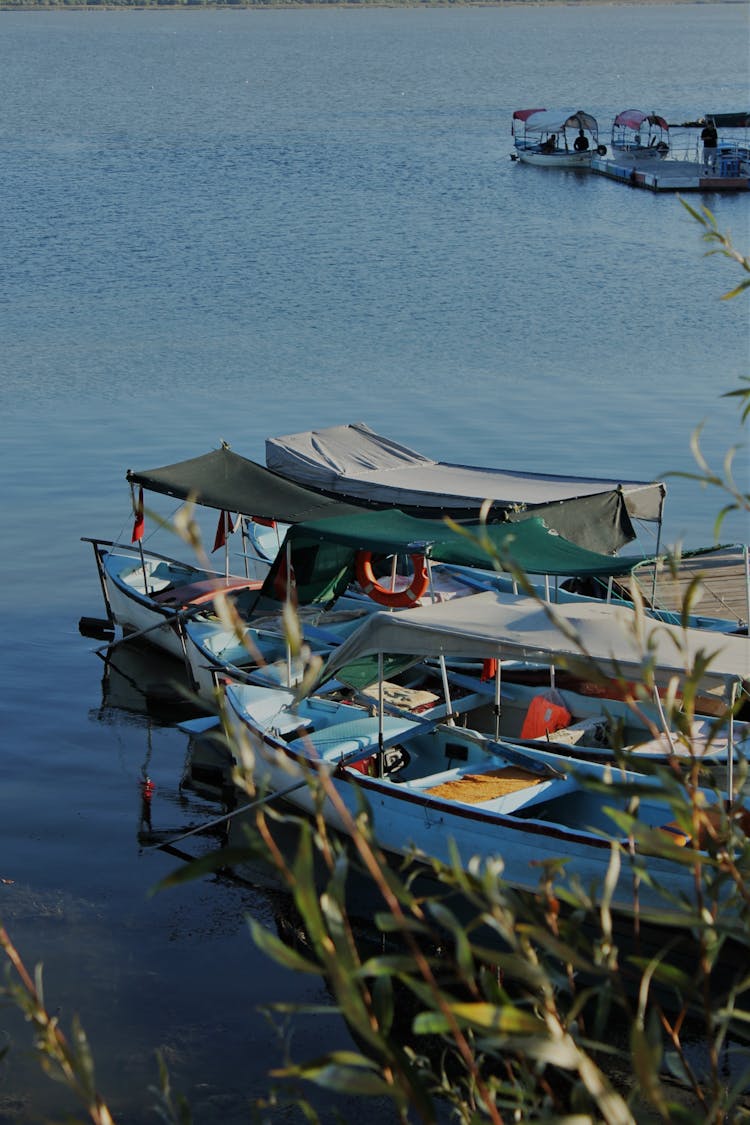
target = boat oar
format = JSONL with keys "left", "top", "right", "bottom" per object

{"left": 142, "top": 778, "right": 309, "bottom": 852}
{"left": 456, "top": 727, "right": 567, "bottom": 780}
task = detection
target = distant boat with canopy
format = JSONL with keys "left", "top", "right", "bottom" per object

{"left": 511, "top": 109, "right": 606, "bottom": 167}
{"left": 610, "top": 109, "right": 670, "bottom": 163}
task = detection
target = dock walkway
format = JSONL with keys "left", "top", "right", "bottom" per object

{"left": 591, "top": 155, "right": 749, "bottom": 193}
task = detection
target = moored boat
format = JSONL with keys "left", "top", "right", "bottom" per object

{"left": 218, "top": 670, "right": 749, "bottom": 929}
{"left": 266, "top": 421, "right": 666, "bottom": 556}
{"left": 82, "top": 444, "right": 367, "bottom": 663}
{"left": 511, "top": 109, "right": 606, "bottom": 168}
{"left": 610, "top": 109, "right": 670, "bottom": 163}
{"left": 316, "top": 587, "right": 749, "bottom": 764}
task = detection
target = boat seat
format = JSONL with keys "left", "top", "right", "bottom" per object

{"left": 288, "top": 714, "right": 428, "bottom": 763}
{"left": 153, "top": 577, "right": 262, "bottom": 608}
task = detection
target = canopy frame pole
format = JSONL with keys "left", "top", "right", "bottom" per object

{"left": 650, "top": 494, "right": 665, "bottom": 608}
{"left": 606, "top": 577, "right": 613, "bottom": 604}
{"left": 494, "top": 659, "right": 502, "bottom": 739}
{"left": 426, "top": 556, "right": 437, "bottom": 603}
{"left": 240, "top": 517, "right": 250, "bottom": 579}
{"left": 130, "top": 483, "right": 150, "bottom": 596}
{"left": 378, "top": 651, "right": 385, "bottom": 776}
{"left": 390, "top": 555, "right": 398, "bottom": 593}
{"left": 224, "top": 514, "right": 230, "bottom": 581}
{"left": 651, "top": 683, "right": 677, "bottom": 756}
{"left": 87, "top": 539, "right": 115, "bottom": 625}
{"left": 728, "top": 680, "right": 737, "bottom": 805}
{"left": 438, "top": 652, "right": 454, "bottom": 726}
{"left": 285, "top": 539, "right": 293, "bottom": 687}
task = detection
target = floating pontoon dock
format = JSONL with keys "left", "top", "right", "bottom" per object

{"left": 591, "top": 154, "right": 749, "bottom": 192}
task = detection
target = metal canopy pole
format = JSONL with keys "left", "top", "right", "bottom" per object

{"left": 285, "top": 538, "right": 293, "bottom": 687}
{"left": 650, "top": 491, "right": 666, "bottom": 608}
{"left": 494, "top": 659, "right": 502, "bottom": 739}
{"left": 438, "top": 652, "right": 454, "bottom": 726}
{"left": 378, "top": 651, "right": 385, "bottom": 776}
{"left": 728, "top": 680, "right": 737, "bottom": 805}
{"left": 426, "top": 555, "right": 436, "bottom": 603}
{"left": 130, "top": 483, "right": 150, "bottom": 596}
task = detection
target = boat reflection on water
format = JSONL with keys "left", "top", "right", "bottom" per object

{"left": 93, "top": 640, "right": 208, "bottom": 728}
{"left": 89, "top": 641, "right": 226, "bottom": 849}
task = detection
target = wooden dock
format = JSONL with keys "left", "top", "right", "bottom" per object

{"left": 617, "top": 546, "right": 749, "bottom": 630}
{"left": 591, "top": 155, "right": 750, "bottom": 193}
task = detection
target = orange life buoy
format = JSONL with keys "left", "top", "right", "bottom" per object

{"left": 354, "top": 551, "right": 429, "bottom": 608}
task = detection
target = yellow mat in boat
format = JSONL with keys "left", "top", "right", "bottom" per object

{"left": 426, "top": 767, "right": 543, "bottom": 804}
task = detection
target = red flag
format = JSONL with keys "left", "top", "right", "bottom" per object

{"left": 273, "top": 557, "right": 297, "bottom": 603}
{"left": 212, "top": 510, "right": 230, "bottom": 553}
{"left": 131, "top": 487, "right": 145, "bottom": 543}
{"left": 252, "top": 515, "right": 277, "bottom": 528}
{"left": 480, "top": 658, "right": 498, "bottom": 682}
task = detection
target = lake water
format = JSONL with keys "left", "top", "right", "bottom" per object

{"left": 0, "top": 5, "right": 748, "bottom": 1120}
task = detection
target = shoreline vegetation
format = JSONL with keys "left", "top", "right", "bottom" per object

{"left": 0, "top": 0, "right": 739, "bottom": 9}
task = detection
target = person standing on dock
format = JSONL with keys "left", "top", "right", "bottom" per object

{"left": 701, "top": 118, "right": 718, "bottom": 170}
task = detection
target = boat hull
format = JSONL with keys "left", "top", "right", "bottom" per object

{"left": 221, "top": 682, "right": 742, "bottom": 928}
{"left": 610, "top": 144, "right": 669, "bottom": 164}
{"left": 91, "top": 540, "right": 262, "bottom": 666}
{"left": 515, "top": 147, "right": 593, "bottom": 168}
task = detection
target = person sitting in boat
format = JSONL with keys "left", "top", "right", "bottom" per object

{"left": 574, "top": 128, "right": 590, "bottom": 152}
{"left": 541, "top": 133, "right": 557, "bottom": 153}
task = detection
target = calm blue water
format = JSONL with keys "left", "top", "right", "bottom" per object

{"left": 0, "top": 6, "right": 748, "bottom": 1120}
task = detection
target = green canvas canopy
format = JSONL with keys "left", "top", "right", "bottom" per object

{"left": 251, "top": 509, "right": 648, "bottom": 612}
{"left": 126, "top": 445, "right": 366, "bottom": 524}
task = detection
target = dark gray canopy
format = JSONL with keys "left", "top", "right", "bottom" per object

{"left": 266, "top": 423, "right": 667, "bottom": 555}
{"left": 126, "top": 445, "right": 365, "bottom": 524}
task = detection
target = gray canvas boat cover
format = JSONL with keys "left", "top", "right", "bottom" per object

{"left": 126, "top": 445, "right": 365, "bottom": 524}
{"left": 320, "top": 588, "right": 749, "bottom": 700}
{"left": 266, "top": 423, "right": 666, "bottom": 555}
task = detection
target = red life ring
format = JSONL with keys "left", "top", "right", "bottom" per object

{"left": 355, "top": 551, "right": 429, "bottom": 608}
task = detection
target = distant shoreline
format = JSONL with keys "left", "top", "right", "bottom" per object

{"left": 0, "top": 1, "right": 743, "bottom": 10}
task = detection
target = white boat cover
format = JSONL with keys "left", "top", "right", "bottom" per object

{"left": 266, "top": 422, "right": 665, "bottom": 524}
{"left": 613, "top": 109, "right": 669, "bottom": 133}
{"left": 520, "top": 110, "right": 599, "bottom": 136}
{"left": 320, "top": 589, "right": 749, "bottom": 700}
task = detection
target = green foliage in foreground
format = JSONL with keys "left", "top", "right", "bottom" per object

{"left": 1, "top": 202, "right": 749, "bottom": 1124}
